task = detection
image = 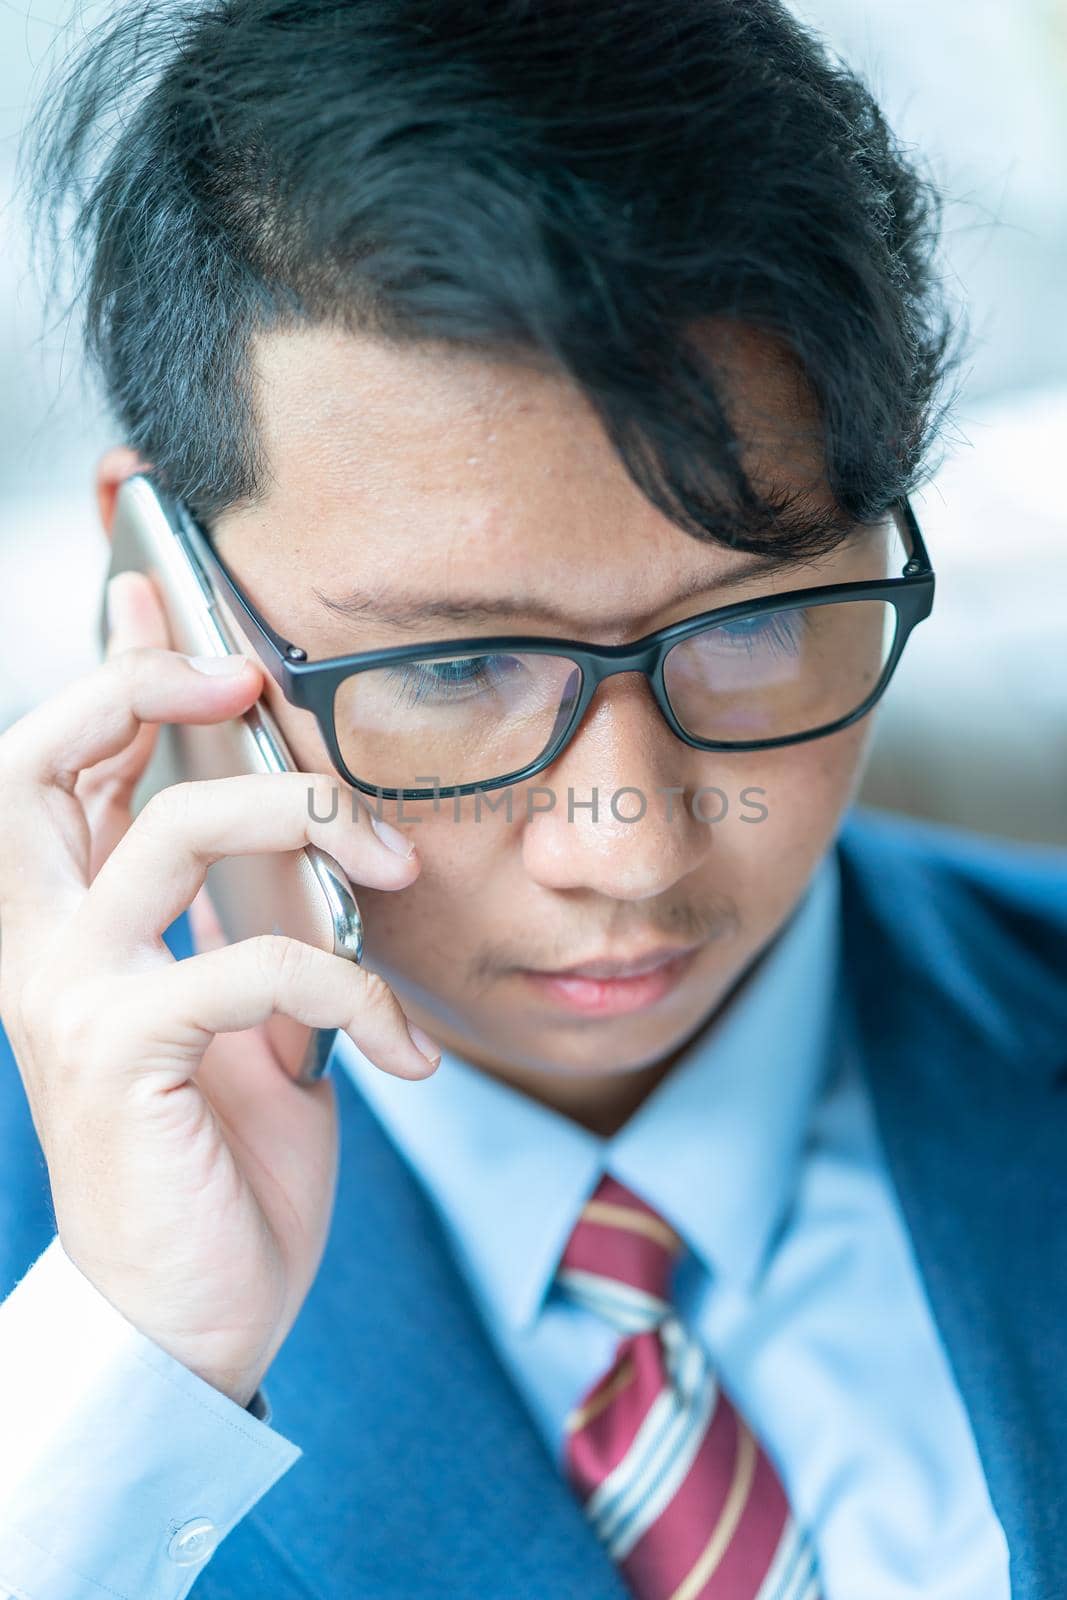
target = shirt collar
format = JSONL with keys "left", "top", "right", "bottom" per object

{"left": 337, "top": 1029, "right": 602, "bottom": 1334}
{"left": 606, "top": 850, "right": 841, "bottom": 1291}
{"left": 336, "top": 851, "right": 841, "bottom": 1335}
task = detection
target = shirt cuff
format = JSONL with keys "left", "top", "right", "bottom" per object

{"left": 0, "top": 1234, "right": 302, "bottom": 1600}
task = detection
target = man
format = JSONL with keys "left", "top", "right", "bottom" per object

{"left": 1, "top": 2, "right": 1065, "bottom": 1597}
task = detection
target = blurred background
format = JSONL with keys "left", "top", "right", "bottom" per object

{"left": 1, "top": 0, "right": 1064, "bottom": 843}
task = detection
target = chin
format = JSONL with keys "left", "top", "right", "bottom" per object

{"left": 492, "top": 991, "right": 723, "bottom": 1078}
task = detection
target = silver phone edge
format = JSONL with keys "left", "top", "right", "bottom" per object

{"left": 296, "top": 846, "right": 364, "bottom": 1084}
{"left": 189, "top": 554, "right": 365, "bottom": 1086}
{"left": 106, "top": 479, "right": 364, "bottom": 1088}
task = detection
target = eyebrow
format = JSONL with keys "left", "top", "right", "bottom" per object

{"left": 314, "top": 507, "right": 856, "bottom": 634}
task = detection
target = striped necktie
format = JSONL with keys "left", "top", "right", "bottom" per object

{"left": 556, "top": 1173, "right": 821, "bottom": 1600}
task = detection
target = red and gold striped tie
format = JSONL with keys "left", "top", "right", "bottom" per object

{"left": 557, "top": 1173, "right": 821, "bottom": 1600}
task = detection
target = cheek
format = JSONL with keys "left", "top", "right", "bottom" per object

{"left": 256, "top": 691, "right": 491, "bottom": 973}
{"left": 754, "top": 721, "right": 869, "bottom": 824}
{"left": 355, "top": 809, "right": 510, "bottom": 973}
{"left": 693, "top": 724, "right": 868, "bottom": 905}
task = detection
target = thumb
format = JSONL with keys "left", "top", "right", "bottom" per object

{"left": 96, "top": 570, "right": 170, "bottom": 784}
{"left": 105, "top": 569, "right": 171, "bottom": 657}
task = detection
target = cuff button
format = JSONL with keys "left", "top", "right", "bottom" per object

{"left": 168, "top": 1517, "right": 220, "bottom": 1566}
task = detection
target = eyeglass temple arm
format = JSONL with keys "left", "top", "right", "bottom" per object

{"left": 186, "top": 492, "right": 932, "bottom": 683}
{"left": 184, "top": 512, "right": 305, "bottom": 686}
{"left": 894, "top": 495, "right": 932, "bottom": 575}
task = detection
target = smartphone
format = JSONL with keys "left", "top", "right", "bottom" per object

{"left": 102, "top": 472, "right": 363, "bottom": 1084}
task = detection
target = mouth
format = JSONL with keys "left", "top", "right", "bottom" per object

{"left": 518, "top": 942, "right": 704, "bottom": 1017}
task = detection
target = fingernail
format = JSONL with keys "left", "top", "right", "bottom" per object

{"left": 406, "top": 1021, "right": 440, "bottom": 1065}
{"left": 370, "top": 810, "right": 415, "bottom": 857}
{"left": 187, "top": 653, "right": 252, "bottom": 675}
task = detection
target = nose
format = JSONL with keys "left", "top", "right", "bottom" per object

{"left": 520, "top": 672, "right": 715, "bottom": 899}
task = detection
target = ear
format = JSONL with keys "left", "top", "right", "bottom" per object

{"left": 95, "top": 446, "right": 154, "bottom": 539}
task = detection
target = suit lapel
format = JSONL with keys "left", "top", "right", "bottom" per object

{"left": 203, "top": 1059, "right": 628, "bottom": 1600}
{"left": 837, "top": 812, "right": 1067, "bottom": 1600}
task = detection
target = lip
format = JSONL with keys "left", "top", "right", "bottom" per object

{"left": 519, "top": 945, "right": 703, "bottom": 1017}
{"left": 532, "top": 943, "right": 703, "bottom": 980}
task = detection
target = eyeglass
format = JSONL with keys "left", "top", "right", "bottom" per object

{"left": 185, "top": 497, "right": 934, "bottom": 801}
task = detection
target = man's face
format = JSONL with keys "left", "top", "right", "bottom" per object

{"left": 208, "top": 322, "right": 892, "bottom": 1098}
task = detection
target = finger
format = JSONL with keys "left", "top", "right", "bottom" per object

{"left": 77, "top": 574, "right": 173, "bottom": 870}
{"left": 77, "top": 719, "right": 158, "bottom": 877}
{"left": 2, "top": 646, "right": 262, "bottom": 791}
{"left": 0, "top": 647, "right": 263, "bottom": 903}
{"left": 147, "top": 936, "right": 441, "bottom": 1081}
{"left": 80, "top": 771, "right": 417, "bottom": 953}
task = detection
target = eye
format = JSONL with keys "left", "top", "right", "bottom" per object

{"left": 713, "top": 610, "right": 807, "bottom": 656}
{"left": 385, "top": 653, "right": 524, "bottom": 707}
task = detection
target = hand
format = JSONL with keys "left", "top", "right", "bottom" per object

{"left": 0, "top": 570, "right": 439, "bottom": 1407}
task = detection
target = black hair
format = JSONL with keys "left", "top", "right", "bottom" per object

{"left": 21, "top": 0, "right": 967, "bottom": 556}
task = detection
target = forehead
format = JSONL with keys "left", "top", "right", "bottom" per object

{"left": 249, "top": 317, "right": 822, "bottom": 493}
{"left": 221, "top": 320, "right": 834, "bottom": 629}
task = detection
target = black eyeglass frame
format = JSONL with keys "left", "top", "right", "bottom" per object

{"left": 186, "top": 496, "right": 934, "bottom": 801}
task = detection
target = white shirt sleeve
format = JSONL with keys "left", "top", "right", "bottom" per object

{"left": 0, "top": 1234, "right": 302, "bottom": 1600}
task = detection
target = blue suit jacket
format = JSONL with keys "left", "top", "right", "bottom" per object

{"left": 2, "top": 806, "right": 1066, "bottom": 1600}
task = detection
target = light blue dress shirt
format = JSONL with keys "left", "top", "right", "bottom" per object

{"left": 339, "top": 854, "right": 1011, "bottom": 1600}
